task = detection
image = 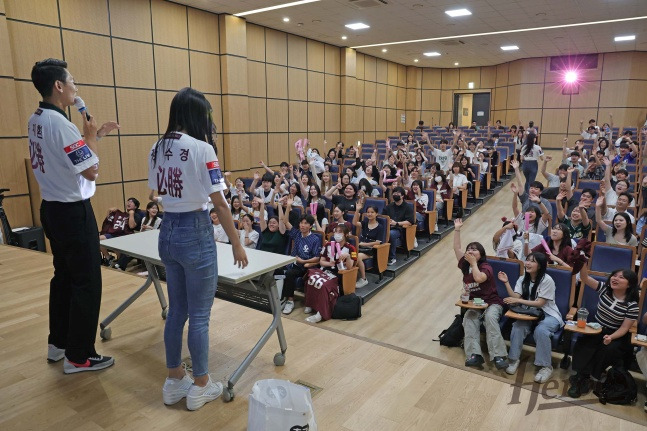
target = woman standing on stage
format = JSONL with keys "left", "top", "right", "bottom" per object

{"left": 149, "top": 87, "right": 247, "bottom": 411}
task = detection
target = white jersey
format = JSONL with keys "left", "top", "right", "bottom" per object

{"left": 28, "top": 103, "right": 99, "bottom": 202}
{"left": 148, "top": 132, "right": 226, "bottom": 212}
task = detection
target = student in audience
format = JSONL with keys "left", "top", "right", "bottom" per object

{"left": 141, "top": 201, "right": 162, "bottom": 231}
{"left": 512, "top": 189, "right": 549, "bottom": 235}
{"left": 210, "top": 208, "right": 229, "bottom": 243}
{"left": 431, "top": 139, "right": 453, "bottom": 174}
{"left": 525, "top": 222, "right": 573, "bottom": 270}
{"left": 448, "top": 162, "right": 468, "bottom": 209}
{"left": 453, "top": 219, "right": 509, "bottom": 369}
{"left": 499, "top": 252, "right": 563, "bottom": 382}
{"left": 331, "top": 183, "right": 358, "bottom": 212}
{"left": 280, "top": 205, "right": 321, "bottom": 315}
{"left": 568, "top": 265, "right": 639, "bottom": 398}
{"left": 383, "top": 187, "right": 415, "bottom": 265}
{"left": 304, "top": 224, "right": 357, "bottom": 323}
{"left": 238, "top": 213, "right": 259, "bottom": 249}
{"left": 229, "top": 176, "right": 250, "bottom": 201}
{"left": 230, "top": 195, "right": 247, "bottom": 221}
{"left": 610, "top": 167, "right": 633, "bottom": 193}
{"left": 602, "top": 157, "right": 635, "bottom": 206}
{"left": 510, "top": 160, "right": 551, "bottom": 213}
{"left": 612, "top": 142, "right": 638, "bottom": 165}
{"left": 258, "top": 200, "right": 288, "bottom": 254}
{"left": 595, "top": 137, "right": 611, "bottom": 157}
{"left": 429, "top": 172, "right": 451, "bottom": 225}
{"left": 352, "top": 200, "right": 384, "bottom": 288}
{"left": 286, "top": 182, "right": 304, "bottom": 208}
{"left": 512, "top": 129, "right": 524, "bottom": 160}
{"left": 249, "top": 197, "right": 268, "bottom": 222}
{"left": 520, "top": 133, "right": 543, "bottom": 194}
{"left": 406, "top": 179, "right": 429, "bottom": 225}
{"left": 583, "top": 155, "right": 605, "bottom": 180}
{"left": 493, "top": 219, "right": 523, "bottom": 259}
{"left": 325, "top": 148, "right": 339, "bottom": 168}
{"left": 307, "top": 183, "right": 326, "bottom": 208}
{"left": 249, "top": 172, "right": 276, "bottom": 205}
{"left": 599, "top": 191, "right": 635, "bottom": 224}
{"left": 557, "top": 192, "right": 591, "bottom": 241}
{"left": 326, "top": 205, "right": 352, "bottom": 234}
{"left": 595, "top": 196, "right": 638, "bottom": 246}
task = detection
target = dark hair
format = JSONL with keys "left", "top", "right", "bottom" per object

{"left": 598, "top": 138, "right": 609, "bottom": 148}
{"left": 152, "top": 88, "right": 215, "bottom": 168}
{"left": 604, "top": 269, "right": 639, "bottom": 303}
{"left": 300, "top": 214, "right": 315, "bottom": 226}
{"left": 127, "top": 197, "right": 140, "bottom": 209}
{"left": 327, "top": 148, "right": 336, "bottom": 158}
{"left": 143, "top": 201, "right": 159, "bottom": 226}
{"left": 526, "top": 207, "right": 542, "bottom": 231}
{"left": 447, "top": 122, "right": 455, "bottom": 129}
{"left": 529, "top": 181, "right": 544, "bottom": 191}
{"left": 440, "top": 139, "right": 449, "bottom": 145}
{"left": 611, "top": 212, "right": 634, "bottom": 242}
{"left": 557, "top": 164, "right": 569, "bottom": 173}
{"left": 622, "top": 130, "right": 633, "bottom": 136}
{"left": 308, "top": 183, "right": 322, "bottom": 203}
{"left": 460, "top": 242, "right": 487, "bottom": 275}
{"left": 616, "top": 169, "right": 629, "bottom": 176}
{"left": 617, "top": 191, "right": 632, "bottom": 203}
{"left": 240, "top": 213, "right": 254, "bottom": 224}
{"left": 261, "top": 173, "right": 274, "bottom": 183}
{"left": 418, "top": 120, "right": 424, "bottom": 125}
{"left": 333, "top": 223, "right": 350, "bottom": 237}
{"left": 493, "top": 133, "right": 500, "bottom": 138}
{"left": 280, "top": 161, "right": 289, "bottom": 168}
{"left": 411, "top": 179, "right": 424, "bottom": 193}
{"left": 451, "top": 162, "right": 464, "bottom": 174}
{"left": 344, "top": 182, "right": 357, "bottom": 195}
{"left": 570, "top": 151, "right": 580, "bottom": 157}
{"left": 341, "top": 173, "right": 352, "bottom": 185}
{"left": 301, "top": 159, "right": 309, "bottom": 166}
{"left": 615, "top": 179, "right": 629, "bottom": 190}
{"left": 230, "top": 195, "right": 242, "bottom": 214}
{"left": 521, "top": 252, "right": 548, "bottom": 300}
{"left": 549, "top": 222, "right": 572, "bottom": 254}
{"left": 31, "top": 58, "right": 68, "bottom": 98}
{"left": 523, "top": 133, "right": 537, "bottom": 156}
{"left": 580, "top": 188, "right": 597, "bottom": 199}
{"left": 358, "top": 178, "right": 373, "bottom": 197}
{"left": 393, "top": 186, "right": 405, "bottom": 196}
{"left": 365, "top": 205, "right": 379, "bottom": 213}
{"left": 209, "top": 207, "right": 217, "bottom": 215}
{"left": 618, "top": 142, "right": 630, "bottom": 150}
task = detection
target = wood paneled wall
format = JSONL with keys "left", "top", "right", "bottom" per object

{"left": 2, "top": 0, "right": 646, "bottom": 233}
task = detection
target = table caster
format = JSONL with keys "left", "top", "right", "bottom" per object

{"left": 273, "top": 352, "right": 285, "bottom": 366}
{"left": 222, "top": 387, "right": 234, "bottom": 402}
{"left": 161, "top": 308, "right": 168, "bottom": 319}
{"left": 100, "top": 327, "right": 112, "bottom": 340}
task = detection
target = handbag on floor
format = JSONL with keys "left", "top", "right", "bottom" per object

{"left": 436, "top": 314, "right": 464, "bottom": 347}
{"left": 331, "top": 293, "right": 361, "bottom": 320}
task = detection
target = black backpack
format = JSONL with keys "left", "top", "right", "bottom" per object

{"left": 593, "top": 366, "right": 637, "bottom": 405}
{"left": 436, "top": 314, "right": 464, "bottom": 347}
{"left": 332, "top": 293, "right": 362, "bottom": 320}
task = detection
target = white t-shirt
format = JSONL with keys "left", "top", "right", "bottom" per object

{"left": 520, "top": 144, "right": 543, "bottom": 161}
{"left": 254, "top": 186, "right": 276, "bottom": 204}
{"left": 148, "top": 132, "right": 226, "bottom": 212}
{"left": 432, "top": 148, "right": 453, "bottom": 173}
{"left": 413, "top": 193, "right": 429, "bottom": 211}
{"left": 212, "top": 224, "right": 229, "bottom": 243}
{"left": 239, "top": 229, "right": 259, "bottom": 248}
{"left": 603, "top": 208, "right": 635, "bottom": 224}
{"left": 581, "top": 131, "right": 598, "bottom": 140}
{"left": 605, "top": 188, "right": 635, "bottom": 207}
{"left": 28, "top": 104, "right": 99, "bottom": 202}
{"left": 513, "top": 274, "right": 563, "bottom": 324}
{"left": 450, "top": 173, "right": 468, "bottom": 194}
{"left": 514, "top": 212, "right": 548, "bottom": 235}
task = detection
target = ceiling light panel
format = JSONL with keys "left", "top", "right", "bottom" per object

{"left": 234, "top": 0, "right": 320, "bottom": 17}
{"left": 614, "top": 35, "right": 636, "bottom": 41}
{"left": 446, "top": 8, "right": 472, "bottom": 17}
{"left": 345, "top": 22, "right": 370, "bottom": 30}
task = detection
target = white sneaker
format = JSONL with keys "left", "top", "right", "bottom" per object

{"left": 414, "top": 238, "right": 418, "bottom": 248}
{"left": 282, "top": 300, "right": 295, "bottom": 315}
{"left": 534, "top": 366, "right": 553, "bottom": 383}
{"left": 434, "top": 223, "right": 439, "bottom": 232}
{"left": 505, "top": 359, "right": 520, "bottom": 375}
{"left": 47, "top": 344, "right": 65, "bottom": 363}
{"left": 163, "top": 372, "right": 194, "bottom": 405}
{"left": 388, "top": 258, "right": 397, "bottom": 266}
{"left": 356, "top": 278, "right": 368, "bottom": 288}
{"left": 186, "top": 376, "right": 223, "bottom": 411}
{"left": 303, "top": 307, "right": 313, "bottom": 314}
{"left": 305, "top": 312, "right": 322, "bottom": 323}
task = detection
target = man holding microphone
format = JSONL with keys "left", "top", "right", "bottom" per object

{"left": 29, "top": 58, "right": 119, "bottom": 373}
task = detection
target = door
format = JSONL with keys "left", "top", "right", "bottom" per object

{"left": 471, "top": 93, "right": 490, "bottom": 127}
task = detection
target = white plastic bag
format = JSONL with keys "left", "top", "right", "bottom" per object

{"left": 248, "top": 379, "right": 317, "bottom": 431}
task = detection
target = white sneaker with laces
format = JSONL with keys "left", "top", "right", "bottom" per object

{"left": 434, "top": 223, "right": 439, "bottom": 232}
{"left": 534, "top": 366, "right": 553, "bottom": 383}
{"left": 47, "top": 344, "right": 65, "bottom": 363}
{"left": 282, "top": 300, "right": 295, "bottom": 315}
{"left": 186, "top": 376, "right": 223, "bottom": 411}
{"left": 163, "top": 372, "right": 194, "bottom": 405}
{"left": 414, "top": 238, "right": 418, "bottom": 248}
{"left": 303, "top": 307, "right": 312, "bottom": 314}
{"left": 305, "top": 312, "right": 322, "bottom": 323}
{"left": 356, "top": 278, "right": 368, "bottom": 288}
{"left": 388, "top": 258, "right": 397, "bottom": 266}
{"left": 505, "top": 359, "right": 520, "bottom": 375}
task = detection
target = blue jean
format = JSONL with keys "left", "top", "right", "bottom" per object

{"left": 159, "top": 210, "right": 218, "bottom": 377}
{"left": 522, "top": 160, "right": 538, "bottom": 194}
{"left": 388, "top": 228, "right": 401, "bottom": 260}
{"left": 508, "top": 314, "right": 561, "bottom": 367}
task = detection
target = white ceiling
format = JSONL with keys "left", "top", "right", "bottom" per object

{"left": 176, "top": 0, "right": 647, "bottom": 67}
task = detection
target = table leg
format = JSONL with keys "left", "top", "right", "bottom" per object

{"left": 223, "top": 274, "right": 287, "bottom": 402}
{"left": 145, "top": 261, "right": 168, "bottom": 318}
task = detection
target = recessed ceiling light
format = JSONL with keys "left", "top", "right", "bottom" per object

{"left": 345, "top": 22, "right": 370, "bottom": 30}
{"left": 445, "top": 8, "right": 472, "bottom": 17}
{"left": 234, "top": 0, "right": 320, "bottom": 17}
{"left": 454, "top": 62, "right": 459, "bottom": 66}
{"left": 501, "top": 45, "right": 519, "bottom": 51}
{"left": 614, "top": 35, "right": 635, "bottom": 42}
{"left": 382, "top": 48, "right": 387, "bottom": 52}
{"left": 341, "top": 35, "right": 347, "bottom": 40}
{"left": 423, "top": 52, "right": 441, "bottom": 57}
{"left": 468, "top": 82, "right": 474, "bottom": 89}
{"left": 283, "top": 17, "right": 290, "bottom": 22}
{"left": 414, "top": 59, "right": 419, "bottom": 62}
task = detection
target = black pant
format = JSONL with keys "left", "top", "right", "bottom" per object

{"left": 282, "top": 263, "right": 307, "bottom": 299}
{"left": 572, "top": 329, "right": 632, "bottom": 380}
{"left": 41, "top": 199, "right": 102, "bottom": 363}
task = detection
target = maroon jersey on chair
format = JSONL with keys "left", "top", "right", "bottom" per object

{"left": 304, "top": 268, "right": 339, "bottom": 321}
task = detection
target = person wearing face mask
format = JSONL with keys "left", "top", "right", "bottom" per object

{"left": 383, "top": 187, "right": 415, "bottom": 266}
{"left": 303, "top": 225, "right": 357, "bottom": 323}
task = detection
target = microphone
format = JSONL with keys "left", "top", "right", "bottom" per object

{"left": 74, "top": 96, "right": 90, "bottom": 120}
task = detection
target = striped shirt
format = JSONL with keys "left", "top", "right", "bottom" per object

{"left": 289, "top": 228, "right": 322, "bottom": 261}
{"left": 594, "top": 282, "right": 639, "bottom": 330}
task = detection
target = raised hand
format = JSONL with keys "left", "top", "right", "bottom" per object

{"left": 454, "top": 218, "right": 463, "bottom": 230}
{"left": 253, "top": 171, "right": 261, "bottom": 181}
{"left": 497, "top": 271, "right": 509, "bottom": 283}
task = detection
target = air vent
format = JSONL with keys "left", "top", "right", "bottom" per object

{"left": 440, "top": 40, "right": 465, "bottom": 46}
{"left": 348, "top": 0, "right": 388, "bottom": 10}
